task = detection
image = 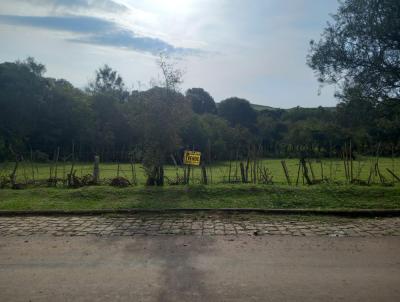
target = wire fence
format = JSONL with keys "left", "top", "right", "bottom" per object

{"left": 1, "top": 153, "right": 400, "bottom": 188}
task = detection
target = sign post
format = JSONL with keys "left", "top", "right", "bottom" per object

{"left": 183, "top": 150, "right": 201, "bottom": 166}
{"left": 183, "top": 151, "right": 201, "bottom": 184}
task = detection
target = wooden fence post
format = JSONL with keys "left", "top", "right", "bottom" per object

{"left": 281, "top": 160, "right": 291, "bottom": 185}
{"left": 240, "top": 162, "right": 246, "bottom": 183}
{"left": 201, "top": 164, "right": 208, "bottom": 185}
{"left": 300, "top": 158, "right": 312, "bottom": 185}
{"left": 386, "top": 168, "right": 400, "bottom": 182}
{"left": 93, "top": 155, "right": 100, "bottom": 184}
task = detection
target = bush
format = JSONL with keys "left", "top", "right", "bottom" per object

{"left": 110, "top": 177, "right": 131, "bottom": 187}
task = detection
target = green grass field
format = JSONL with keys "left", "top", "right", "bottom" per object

{"left": 1, "top": 157, "right": 399, "bottom": 185}
{"left": 0, "top": 184, "right": 399, "bottom": 211}
{"left": 1, "top": 157, "right": 399, "bottom": 211}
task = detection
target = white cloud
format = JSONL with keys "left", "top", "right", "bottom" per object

{"left": 0, "top": 0, "right": 340, "bottom": 108}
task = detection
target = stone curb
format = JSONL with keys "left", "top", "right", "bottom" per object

{"left": 0, "top": 208, "right": 399, "bottom": 217}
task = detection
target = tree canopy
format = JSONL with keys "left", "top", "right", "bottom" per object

{"left": 87, "top": 64, "right": 128, "bottom": 101}
{"left": 218, "top": 97, "right": 257, "bottom": 130}
{"left": 307, "top": 0, "right": 400, "bottom": 101}
{"left": 186, "top": 88, "right": 217, "bottom": 115}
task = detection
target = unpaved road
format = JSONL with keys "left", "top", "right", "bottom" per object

{"left": 0, "top": 235, "right": 399, "bottom": 302}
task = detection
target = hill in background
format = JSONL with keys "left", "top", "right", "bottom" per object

{"left": 250, "top": 103, "right": 336, "bottom": 112}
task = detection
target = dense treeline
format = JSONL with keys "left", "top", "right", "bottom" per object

{"left": 0, "top": 58, "right": 399, "bottom": 165}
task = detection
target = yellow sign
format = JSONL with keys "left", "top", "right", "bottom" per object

{"left": 183, "top": 150, "right": 201, "bottom": 166}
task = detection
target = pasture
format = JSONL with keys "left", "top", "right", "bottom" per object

{"left": 1, "top": 156, "right": 399, "bottom": 186}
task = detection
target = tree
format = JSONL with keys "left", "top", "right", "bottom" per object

{"left": 87, "top": 64, "right": 128, "bottom": 101}
{"left": 336, "top": 86, "right": 377, "bottom": 129}
{"left": 257, "top": 114, "right": 287, "bottom": 154}
{"left": 89, "top": 93, "right": 130, "bottom": 153}
{"left": 0, "top": 61, "right": 46, "bottom": 155}
{"left": 186, "top": 88, "right": 217, "bottom": 114}
{"left": 135, "top": 87, "right": 190, "bottom": 185}
{"left": 307, "top": 0, "right": 400, "bottom": 101}
{"left": 180, "top": 114, "right": 208, "bottom": 152}
{"left": 16, "top": 57, "right": 46, "bottom": 76}
{"left": 218, "top": 97, "right": 257, "bottom": 130}
{"left": 373, "top": 98, "right": 400, "bottom": 149}
{"left": 31, "top": 78, "right": 90, "bottom": 152}
{"left": 85, "top": 65, "right": 132, "bottom": 155}
{"left": 136, "top": 54, "right": 189, "bottom": 185}
{"left": 0, "top": 60, "right": 90, "bottom": 158}
{"left": 156, "top": 53, "right": 184, "bottom": 92}
{"left": 199, "top": 114, "right": 237, "bottom": 160}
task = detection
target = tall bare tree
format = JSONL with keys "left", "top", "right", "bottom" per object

{"left": 137, "top": 53, "right": 190, "bottom": 185}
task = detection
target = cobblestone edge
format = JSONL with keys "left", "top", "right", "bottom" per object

{"left": 1, "top": 213, "right": 399, "bottom": 237}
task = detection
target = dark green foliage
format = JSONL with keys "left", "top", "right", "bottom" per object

{"left": 308, "top": 0, "right": 400, "bottom": 101}
{"left": 132, "top": 87, "right": 191, "bottom": 185}
{"left": 0, "top": 60, "right": 89, "bottom": 158}
{"left": 136, "top": 87, "right": 190, "bottom": 163}
{"left": 89, "top": 93, "right": 132, "bottom": 153}
{"left": 186, "top": 88, "right": 217, "bottom": 114}
{"left": 87, "top": 64, "right": 128, "bottom": 102}
{"left": 218, "top": 97, "right": 257, "bottom": 130}
{"left": 305, "top": 0, "right": 400, "bottom": 155}
{"left": 16, "top": 57, "right": 46, "bottom": 76}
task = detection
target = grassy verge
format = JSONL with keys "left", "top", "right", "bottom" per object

{"left": 0, "top": 184, "right": 399, "bottom": 211}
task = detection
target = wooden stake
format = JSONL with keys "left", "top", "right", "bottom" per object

{"left": 300, "top": 158, "right": 312, "bottom": 185}
{"left": 296, "top": 161, "right": 301, "bottom": 186}
{"left": 281, "top": 160, "right": 291, "bottom": 185}
{"left": 201, "top": 164, "right": 207, "bottom": 185}
{"left": 349, "top": 140, "right": 353, "bottom": 182}
{"left": 93, "top": 155, "right": 100, "bottom": 184}
{"left": 54, "top": 147, "right": 60, "bottom": 181}
{"left": 386, "top": 168, "right": 400, "bottom": 182}
{"left": 68, "top": 143, "right": 75, "bottom": 187}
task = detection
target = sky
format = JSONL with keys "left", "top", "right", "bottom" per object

{"left": 0, "top": 0, "right": 340, "bottom": 108}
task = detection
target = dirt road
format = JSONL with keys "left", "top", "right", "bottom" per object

{"left": 1, "top": 235, "right": 399, "bottom": 301}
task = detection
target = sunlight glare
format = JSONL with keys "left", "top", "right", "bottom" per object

{"left": 150, "top": 0, "right": 195, "bottom": 14}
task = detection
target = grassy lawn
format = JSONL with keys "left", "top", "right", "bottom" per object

{"left": 0, "top": 184, "right": 399, "bottom": 211}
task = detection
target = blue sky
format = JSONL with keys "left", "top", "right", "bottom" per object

{"left": 0, "top": 0, "right": 340, "bottom": 108}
